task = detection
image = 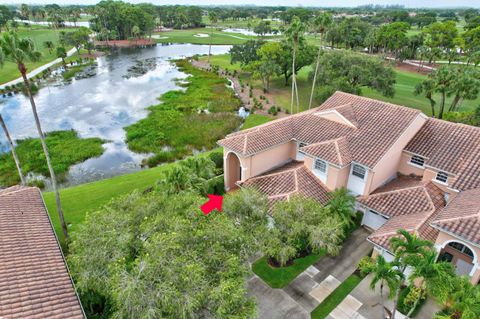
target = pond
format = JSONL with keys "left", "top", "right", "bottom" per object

{"left": 0, "top": 43, "right": 231, "bottom": 187}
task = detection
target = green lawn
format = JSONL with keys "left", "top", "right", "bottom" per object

{"left": 203, "top": 17, "right": 282, "bottom": 29}
{"left": 310, "top": 273, "right": 363, "bottom": 319}
{"left": 252, "top": 253, "right": 325, "bottom": 288}
{"left": 154, "top": 28, "right": 253, "bottom": 45}
{"left": 242, "top": 114, "right": 273, "bottom": 130}
{"left": 0, "top": 25, "right": 77, "bottom": 84}
{"left": 199, "top": 53, "right": 242, "bottom": 72}
{"left": 44, "top": 148, "right": 223, "bottom": 245}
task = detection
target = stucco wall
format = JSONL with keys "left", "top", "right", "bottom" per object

{"left": 422, "top": 168, "right": 457, "bottom": 195}
{"left": 249, "top": 141, "right": 296, "bottom": 177}
{"left": 369, "top": 114, "right": 427, "bottom": 193}
{"left": 304, "top": 156, "right": 350, "bottom": 191}
{"left": 398, "top": 152, "right": 425, "bottom": 176}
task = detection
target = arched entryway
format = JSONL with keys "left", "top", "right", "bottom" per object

{"left": 225, "top": 152, "right": 242, "bottom": 190}
{"left": 438, "top": 241, "right": 476, "bottom": 276}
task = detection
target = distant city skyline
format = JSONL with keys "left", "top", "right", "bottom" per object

{"left": 0, "top": 0, "right": 479, "bottom": 8}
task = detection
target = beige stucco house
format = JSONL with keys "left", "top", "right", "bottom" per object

{"left": 218, "top": 92, "right": 480, "bottom": 285}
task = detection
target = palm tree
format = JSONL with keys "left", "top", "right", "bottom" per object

{"left": 390, "top": 230, "right": 433, "bottom": 319}
{"left": 415, "top": 79, "right": 436, "bottom": 117}
{"left": 208, "top": 11, "right": 218, "bottom": 63}
{"left": 361, "top": 255, "right": 402, "bottom": 319}
{"left": 132, "top": 25, "right": 140, "bottom": 45}
{"left": 285, "top": 16, "right": 305, "bottom": 114}
{"left": 327, "top": 187, "right": 356, "bottom": 227}
{"left": 56, "top": 46, "right": 67, "bottom": 69}
{"left": 0, "top": 114, "right": 25, "bottom": 185}
{"left": 309, "top": 12, "right": 332, "bottom": 109}
{"left": 0, "top": 31, "right": 69, "bottom": 242}
{"left": 443, "top": 276, "right": 480, "bottom": 319}
{"left": 405, "top": 250, "right": 454, "bottom": 318}
{"left": 43, "top": 40, "right": 54, "bottom": 54}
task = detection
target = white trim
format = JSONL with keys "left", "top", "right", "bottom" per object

{"left": 431, "top": 224, "right": 480, "bottom": 250}
{"left": 407, "top": 162, "right": 425, "bottom": 169}
{"left": 440, "top": 239, "right": 478, "bottom": 264}
{"left": 314, "top": 109, "right": 357, "bottom": 128}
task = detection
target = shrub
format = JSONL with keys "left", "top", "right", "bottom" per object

{"left": 208, "top": 151, "right": 224, "bottom": 170}
{"left": 268, "top": 106, "right": 278, "bottom": 116}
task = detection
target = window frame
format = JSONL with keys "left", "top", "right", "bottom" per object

{"left": 314, "top": 158, "right": 327, "bottom": 174}
{"left": 410, "top": 155, "right": 425, "bottom": 167}
{"left": 351, "top": 164, "right": 366, "bottom": 180}
{"left": 435, "top": 171, "right": 449, "bottom": 184}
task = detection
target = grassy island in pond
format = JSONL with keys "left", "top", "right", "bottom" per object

{"left": 125, "top": 59, "right": 242, "bottom": 167}
{"left": 0, "top": 130, "right": 104, "bottom": 187}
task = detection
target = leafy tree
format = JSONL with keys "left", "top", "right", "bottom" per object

{"left": 462, "top": 26, "right": 480, "bottom": 57}
{"left": 247, "top": 42, "right": 282, "bottom": 92}
{"left": 311, "top": 50, "right": 396, "bottom": 102}
{"left": 69, "top": 190, "right": 257, "bottom": 318}
{"left": 230, "top": 40, "right": 264, "bottom": 66}
{"left": 264, "top": 196, "right": 344, "bottom": 266}
{"left": 285, "top": 16, "right": 305, "bottom": 114}
{"left": 0, "top": 5, "right": 13, "bottom": 31}
{"left": 309, "top": 12, "right": 332, "bottom": 109}
{"left": 0, "top": 31, "right": 68, "bottom": 241}
{"left": 253, "top": 20, "right": 272, "bottom": 38}
{"left": 360, "top": 255, "right": 402, "bottom": 319}
{"left": 441, "top": 276, "right": 480, "bottom": 319}
{"left": 423, "top": 21, "right": 458, "bottom": 55}
{"left": 20, "top": 3, "right": 30, "bottom": 20}
{"left": 64, "top": 27, "right": 91, "bottom": 54}
{"left": 0, "top": 114, "right": 25, "bottom": 185}
{"left": 376, "top": 22, "right": 410, "bottom": 59}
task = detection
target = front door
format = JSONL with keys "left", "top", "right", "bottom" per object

{"left": 456, "top": 259, "right": 474, "bottom": 276}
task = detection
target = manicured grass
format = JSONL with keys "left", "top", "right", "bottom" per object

{"left": 0, "top": 130, "right": 104, "bottom": 187}
{"left": 242, "top": 114, "right": 273, "bottom": 130}
{"left": 310, "top": 273, "right": 363, "bottom": 319}
{"left": 199, "top": 53, "right": 243, "bottom": 72}
{"left": 0, "top": 25, "right": 77, "bottom": 84}
{"left": 252, "top": 253, "right": 325, "bottom": 288}
{"left": 44, "top": 148, "right": 223, "bottom": 244}
{"left": 203, "top": 17, "right": 282, "bottom": 29}
{"left": 125, "top": 59, "right": 241, "bottom": 167}
{"left": 154, "top": 28, "right": 251, "bottom": 45}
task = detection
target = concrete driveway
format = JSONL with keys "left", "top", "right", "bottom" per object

{"left": 248, "top": 228, "right": 372, "bottom": 319}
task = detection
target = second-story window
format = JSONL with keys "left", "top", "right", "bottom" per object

{"left": 436, "top": 171, "right": 448, "bottom": 184}
{"left": 314, "top": 159, "right": 327, "bottom": 173}
{"left": 352, "top": 164, "right": 366, "bottom": 180}
{"left": 410, "top": 155, "right": 425, "bottom": 167}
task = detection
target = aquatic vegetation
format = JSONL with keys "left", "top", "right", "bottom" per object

{"left": 125, "top": 59, "right": 242, "bottom": 167}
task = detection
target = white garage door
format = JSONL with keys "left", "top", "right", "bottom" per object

{"left": 362, "top": 209, "right": 389, "bottom": 230}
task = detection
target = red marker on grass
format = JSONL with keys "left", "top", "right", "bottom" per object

{"left": 200, "top": 194, "right": 223, "bottom": 215}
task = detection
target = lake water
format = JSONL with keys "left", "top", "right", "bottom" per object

{"left": 0, "top": 44, "right": 231, "bottom": 187}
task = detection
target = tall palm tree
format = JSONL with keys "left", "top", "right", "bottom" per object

{"left": 327, "top": 187, "right": 356, "bottom": 227}
{"left": 0, "top": 114, "right": 25, "bottom": 185}
{"left": 285, "top": 16, "right": 305, "bottom": 114}
{"left": 361, "top": 255, "right": 402, "bottom": 319}
{"left": 390, "top": 230, "right": 433, "bottom": 319}
{"left": 208, "top": 11, "right": 218, "bottom": 63}
{"left": 406, "top": 250, "right": 454, "bottom": 318}
{"left": 0, "top": 31, "right": 69, "bottom": 242}
{"left": 309, "top": 12, "right": 332, "bottom": 109}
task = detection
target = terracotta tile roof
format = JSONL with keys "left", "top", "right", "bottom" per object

{"left": 358, "top": 176, "right": 445, "bottom": 218}
{"left": 364, "top": 176, "right": 446, "bottom": 252}
{"left": 432, "top": 188, "right": 480, "bottom": 246}
{"left": 300, "top": 137, "right": 352, "bottom": 167}
{"left": 219, "top": 91, "right": 421, "bottom": 168}
{"left": 405, "top": 118, "right": 480, "bottom": 191}
{"left": 0, "top": 186, "right": 85, "bottom": 319}
{"left": 241, "top": 161, "right": 331, "bottom": 210}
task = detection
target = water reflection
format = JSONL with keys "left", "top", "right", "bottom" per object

{"left": 0, "top": 44, "right": 231, "bottom": 187}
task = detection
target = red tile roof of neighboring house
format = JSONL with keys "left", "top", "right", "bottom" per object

{"left": 219, "top": 91, "right": 421, "bottom": 168}
{"left": 363, "top": 176, "right": 446, "bottom": 252}
{"left": 432, "top": 188, "right": 480, "bottom": 246}
{"left": 405, "top": 118, "right": 480, "bottom": 191}
{"left": 240, "top": 161, "right": 331, "bottom": 210}
{"left": 300, "top": 137, "right": 352, "bottom": 167}
{"left": 0, "top": 186, "right": 85, "bottom": 319}
{"left": 358, "top": 176, "right": 445, "bottom": 218}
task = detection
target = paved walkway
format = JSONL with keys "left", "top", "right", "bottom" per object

{"left": 0, "top": 47, "right": 77, "bottom": 89}
{"left": 248, "top": 228, "right": 372, "bottom": 318}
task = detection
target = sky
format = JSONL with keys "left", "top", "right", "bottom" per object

{"left": 0, "top": 0, "right": 478, "bottom": 8}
